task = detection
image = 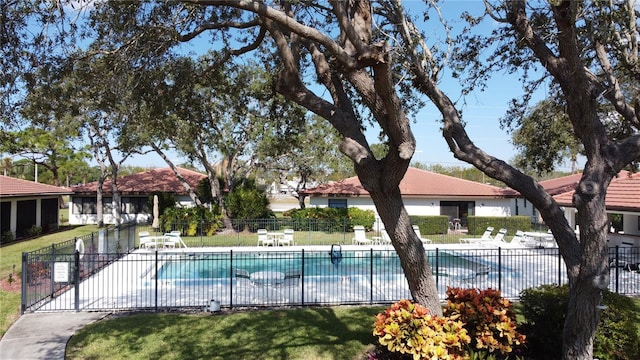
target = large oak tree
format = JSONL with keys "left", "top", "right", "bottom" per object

{"left": 7, "top": 1, "right": 640, "bottom": 358}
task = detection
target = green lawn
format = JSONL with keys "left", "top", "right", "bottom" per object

{"left": 0, "top": 225, "right": 98, "bottom": 338}
{"left": 66, "top": 306, "right": 385, "bottom": 360}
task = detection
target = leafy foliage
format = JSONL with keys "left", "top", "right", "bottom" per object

{"left": 373, "top": 299, "right": 471, "bottom": 360}
{"left": 285, "top": 207, "right": 375, "bottom": 231}
{"left": 373, "top": 291, "right": 525, "bottom": 360}
{"left": 511, "top": 99, "right": 582, "bottom": 175}
{"left": 160, "top": 207, "right": 223, "bottom": 236}
{"left": 444, "top": 288, "right": 525, "bottom": 357}
{"left": 224, "top": 179, "right": 273, "bottom": 220}
{"left": 519, "top": 284, "right": 640, "bottom": 360}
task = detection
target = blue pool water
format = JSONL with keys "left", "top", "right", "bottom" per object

{"left": 154, "top": 250, "right": 486, "bottom": 281}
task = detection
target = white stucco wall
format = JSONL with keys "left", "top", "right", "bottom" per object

{"left": 308, "top": 196, "right": 513, "bottom": 218}
{"left": 68, "top": 194, "right": 198, "bottom": 225}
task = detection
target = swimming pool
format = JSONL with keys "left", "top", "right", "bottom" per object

{"left": 153, "top": 249, "right": 488, "bottom": 283}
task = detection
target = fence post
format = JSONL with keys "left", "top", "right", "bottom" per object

{"left": 21, "top": 252, "right": 27, "bottom": 314}
{"left": 435, "top": 248, "right": 439, "bottom": 289}
{"left": 74, "top": 248, "right": 80, "bottom": 311}
{"left": 301, "top": 249, "right": 305, "bottom": 305}
{"left": 229, "top": 250, "right": 233, "bottom": 309}
{"left": 369, "top": 248, "right": 374, "bottom": 305}
{"left": 558, "top": 248, "right": 563, "bottom": 286}
{"left": 614, "top": 246, "right": 620, "bottom": 293}
{"left": 154, "top": 250, "right": 158, "bottom": 312}
{"left": 50, "top": 244, "right": 56, "bottom": 298}
{"left": 498, "top": 247, "right": 502, "bottom": 292}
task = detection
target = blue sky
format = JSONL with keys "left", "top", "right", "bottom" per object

{"left": 124, "top": 1, "right": 572, "bottom": 171}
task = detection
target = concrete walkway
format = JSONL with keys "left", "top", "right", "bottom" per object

{"left": 0, "top": 312, "right": 109, "bottom": 360}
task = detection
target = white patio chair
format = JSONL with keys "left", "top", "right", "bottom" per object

{"left": 278, "top": 229, "right": 294, "bottom": 246}
{"left": 138, "top": 231, "right": 154, "bottom": 249}
{"left": 257, "top": 229, "right": 274, "bottom": 246}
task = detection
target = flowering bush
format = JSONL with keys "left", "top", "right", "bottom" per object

{"left": 373, "top": 299, "right": 471, "bottom": 360}
{"left": 444, "top": 287, "right": 525, "bottom": 356}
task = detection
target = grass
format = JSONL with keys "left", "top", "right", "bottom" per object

{"left": 62, "top": 298, "right": 640, "bottom": 360}
{"left": 66, "top": 306, "right": 385, "bottom": 360}
{"left": 0, "top": 225, "right": 98, "bottom": 338}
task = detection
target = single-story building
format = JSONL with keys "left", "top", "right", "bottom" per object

{"left": 69, "top": 167, "right": 207, "bottom": 225}
{"left": 0, "top": 176, "right": 72, "bottom": 240}
{"left": 303, "top": 167, "right": 640, "bottom": 245}
{"left": 553, "top": 171, "right": 640, "bottom": 243}
{"left": 302, "top": 167, "right": 531, "bottom": 227}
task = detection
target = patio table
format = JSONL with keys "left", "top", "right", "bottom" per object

{"left": 250, "top": 271, "right": 285, "bottom": 286}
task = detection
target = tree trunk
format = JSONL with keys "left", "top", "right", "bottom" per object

{"left": 370, "top": 187, "right": 441, "bottom": 314}
{"left": 202, "top": 161, "right": 233, "bottom": 230}
{"left": 96, "top": 176, "right": 105, "bottom": 228}
{"left": 562, "top": 166, "right": 612, "bottom": 359}
{"left": 297, "top": 194, "right": 306, "bottom": 209}
{"left": 110, "top": 166, "right": 121, "bottom": 226}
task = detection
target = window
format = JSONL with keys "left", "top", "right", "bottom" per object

{"left": 328, "top": 199, "right": 347, "bottom": 208}
{"left": 72, "top": 197, "right": 97, "bottom": 215}
{"left": 122, "top": 197, "right": 148, "bottom": 214}
{"left": 103, "top": 197, "right": 113, "bottom": 213}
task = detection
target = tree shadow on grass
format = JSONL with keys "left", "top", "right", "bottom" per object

{"left": 68, "top": 306, "right": 385, "bottom": 360}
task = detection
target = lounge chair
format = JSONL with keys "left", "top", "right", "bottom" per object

{"left": 508, "top": 230, "right": 527, "bottom": 247}
{"left": 413, "top": 225, "right": 432, "bottom": 244}
{"left": 257, "top": 229, "right": 274, "bottom": 246}
{"left": 352, "top": 225, "right": 373, "bottom": 245}
{"left": 460, "top": 226, "right": 494, "bottom": 244}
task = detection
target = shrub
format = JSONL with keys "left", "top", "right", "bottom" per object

{"left": 596, "top": 291, "right": 640, "bottom": 360}
{"left": 519, "top": 284, "right": 640, "bottom": 360}
{"left": 285, "top": 207, "right": 375, "bottom": 231}
{"left": 518, "top": 284, "right": 567, "bottom": 356}
{"left": 373, "top": 299, "right": 471, "bottom": 360}
{"left": 1, "top": 231, "right": 14, "bottom": 244}
{"left": 409, "top": 216, "right": 450, "bottom": 235}
{"left": 160, "top": 207, "right": 223, "bottom": 235}
{"left": 444, "top": 287, "right": 525, "bottom": 357}
{"left": 27, "top": 225, "right": 42, "bottom": 237}
{"left": 225, "top": 181, "right": 273, "bottom": 220}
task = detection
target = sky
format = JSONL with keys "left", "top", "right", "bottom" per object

{"left": 100, "top": 1, "right": 573, "bottom": 172}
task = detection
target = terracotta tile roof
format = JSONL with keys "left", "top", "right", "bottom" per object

{"left": 302, "top": 167, "right": 511, "bottom": 198}
{"left": 553, "top": 171, "right": 640, "bottom": 211}
{"left": 71, "top": 167, "right": 207, "bottom": 195}
{"left": 0, "top": 176, "right": 73, "bottom": 198}
{"left": 538, "top": 173, "right": 583, "bottom": 195}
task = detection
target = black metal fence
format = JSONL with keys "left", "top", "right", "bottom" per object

{"left": 22, "top": 242, "right": 639, "bottom": 313}
{"left": 21, "top": 224, "right": 137, "bottom": 313}
{"left": 138, "top": 219, "right": 553, "bottom": 247}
